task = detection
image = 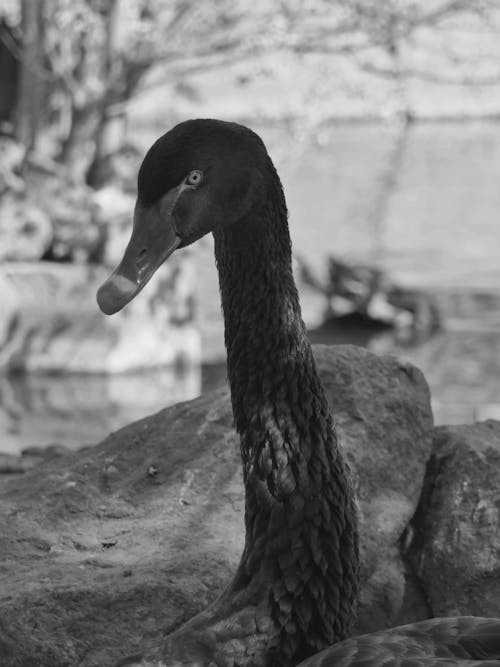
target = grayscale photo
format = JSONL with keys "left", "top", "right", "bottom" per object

{"left": 0, "top": 1, "right": 499, "bottom": 665}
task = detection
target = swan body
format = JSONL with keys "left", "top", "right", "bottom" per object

{"left": 98, "top": 119, "right": 500, "bottom": 666}
{"left": 297, "top": 616, "right": 500, "bottom": 666}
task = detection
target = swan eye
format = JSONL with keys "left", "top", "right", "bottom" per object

{"left": 185, "top": 170, "right": 203, "bottom": 187}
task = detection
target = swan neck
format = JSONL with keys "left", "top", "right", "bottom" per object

{"left": 213, "top": 171, "right": 315, "bottom": 436}
{"left": 212, "top": 163, "right": 359, "bottom": 662}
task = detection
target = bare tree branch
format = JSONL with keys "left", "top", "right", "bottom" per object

{"left": 358, "top": 59, "right": 500, "bottom": 86}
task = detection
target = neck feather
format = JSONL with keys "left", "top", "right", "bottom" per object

{"left": 215, "top": 183, "right": 309, "bottom": 437}
{"left": 213, "top": 161, "right": 359, "bottom": 664}
{"left": 213, "top": 161, "right": 333, "bottom": 475}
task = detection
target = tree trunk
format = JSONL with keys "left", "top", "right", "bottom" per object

{"left": 85, "top": 0, "right": 123, "bottom": 189}
{"left": 0, "top": 19, "right": 20, "bottom": 124}
{"left": 58, "top": 101, "right": 101, "bottom": 181}
{"left": 14, "top": 0, "right": 45, "bottom": 166}
{"left": 85, "top": 103, "right": 128, "bottom": 188}
{"left": 85, "top": 53, "right": 153, "bottom": 189}
{"left": 85, "top": 0, "right": 153, "bottom": 189}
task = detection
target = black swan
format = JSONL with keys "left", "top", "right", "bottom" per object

{"left": 97, "top": 119, "right": 500, "bottom": 667}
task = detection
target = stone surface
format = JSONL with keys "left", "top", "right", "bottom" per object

{"left": 0, "top": 260, "right": 199, "bottom": 373}
{"left": 406, "top": 420, "right": 500, "bottom": 618}
{"left": 0, "top": 345, "right": 434, "bottom": 666}
{"left": 0, "top": 193, "right": 53, "bottom": 261}
{"left": 0, "top": 136, "right": 104, "bottom": 263}
{"left": 317, "top": 347, "right": 435, "bottom": 633}
{"left": 0, "top": 445, "right": 71, "bottom": 474}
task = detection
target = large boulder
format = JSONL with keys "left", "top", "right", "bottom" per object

{"left": 406, "top": 420, "right": 500, "bottom": 617}
{"left": 317, "top": 347, "right": 434, "bottom": 632}
{"left": 0, "top": 345, "right": 433, "bottom": 666}
{"left": 0, "top": 260, "right": 199, "bottom": 373}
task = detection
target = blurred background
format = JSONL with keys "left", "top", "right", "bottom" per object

{"left": 1, "top": 0, "right": 500, "bottom": 458}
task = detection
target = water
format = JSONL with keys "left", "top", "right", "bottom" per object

{"left": 2, "top": 122, "right": 500, "bottom": 454}
{"left": 0, "top": 368, "right": 203, "bottom": 455}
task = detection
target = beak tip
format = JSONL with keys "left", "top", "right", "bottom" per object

{"left": 96, "top": 274, "right": 137, "bottom": 315}
{"left": 96, "top": 285, "right": 120, "bottom": 315}
{"left": 96, "top": 208, "right": 181, "bottom": 316}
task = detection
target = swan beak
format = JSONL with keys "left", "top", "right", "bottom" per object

{"left": 97, "top": 199, "right": 181, "bottom": 315}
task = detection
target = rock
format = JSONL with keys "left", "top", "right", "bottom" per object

{"left": 0, "top": 453, "right": 34, "bottom": 474}
{"left": 0, "top": 138, "right": 130, "bottom": 264}
{"left": 0, "top": 193, "right": 53, "bottom": 261}
{"left": 0, "top": 138, "right": 104, "bottom": 263}
{"left": 0, "top": 137, "right": 24, "bottom": 193}
{"left": 386, "top": 286, "right": 441, "bottom": 344}
{"left": 0, "top": 260, "right": 199, "bottom": 373}
{"left": 26, "top": 164, "right": 103, "bottom": 263}
{"left": 317, "top": 348, "right": 435, "bottom": 633}
{"left": 0, "top": 446, "right": 74, "bottom": 476}
{"left": 0, "top": 346, "right": 434, "bottom": 666}
{"left": 21, "top": 444, "right": 72, "bottom": 459}
{"left": 406, "top": 420, "right": 500, "bottom": 618}
{"left": 295, "top": 254, "right": 441, "bottom": 346}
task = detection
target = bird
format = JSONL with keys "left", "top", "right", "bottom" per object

{"left": 97, "top": 119, "right": 500, "bottom": 667}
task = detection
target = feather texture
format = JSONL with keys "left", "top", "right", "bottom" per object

{"left": 296, "top": 617, "right": 500, "bottom": 666}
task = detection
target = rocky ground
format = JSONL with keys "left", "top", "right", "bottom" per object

{"left": 1, "top": 345, "right": 499, "bottom": 666}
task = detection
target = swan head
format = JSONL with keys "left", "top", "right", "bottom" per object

{"left": 97, "top": 119, "right": 268, "bottom": 315}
